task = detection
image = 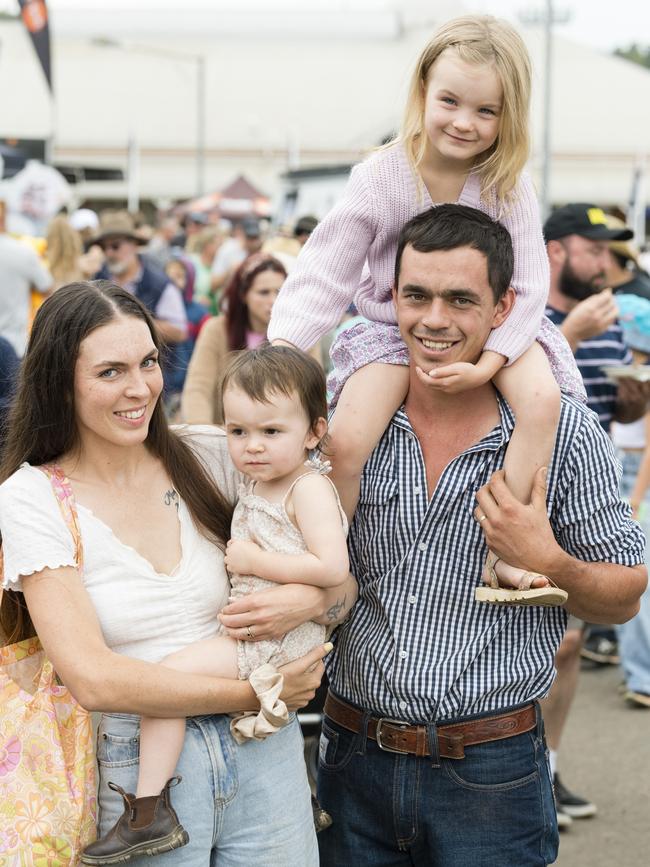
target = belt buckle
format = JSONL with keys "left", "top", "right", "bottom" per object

{"left": 375, "top": 717, "right": 410, "bottom": 754}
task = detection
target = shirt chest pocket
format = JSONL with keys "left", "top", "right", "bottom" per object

{"left": 353, "top": 476, "right": 400, "bottom": 579}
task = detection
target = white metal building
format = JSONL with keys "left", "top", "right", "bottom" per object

{"left": 1, "top": 1, "right": 648, "bottom": 211}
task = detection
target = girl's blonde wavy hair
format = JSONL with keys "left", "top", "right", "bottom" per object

{"left": 398, "top": 15, "right": 531, "bottom": 204}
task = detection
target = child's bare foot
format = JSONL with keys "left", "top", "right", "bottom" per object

{"left": 475, "top": 551, "right": 568, "bottom": 607}
{"left": 491, "top": 556, "right": 551, "bottom": 590}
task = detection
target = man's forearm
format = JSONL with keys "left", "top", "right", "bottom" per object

{"left": 546, "top": 549, "right": 646, "bottom": 623}
{"left": 313, "top": 573, "right": 358, "bottom": 626}
{"left": 559, "top": 323, "right": 580, "bottom": 354}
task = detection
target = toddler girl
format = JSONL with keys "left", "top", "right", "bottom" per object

{"left": 83, "top": 346, "right": 348, "bottom": 862}
{"left": 269, "top": 15, "right": 582, "bottom": 605}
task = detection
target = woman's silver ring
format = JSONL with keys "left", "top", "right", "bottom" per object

{"left": 478, "top": 513, "right": 487, "bottom": 523}
{"left": 246, "top": 626, "right": 254, "bottom": 639}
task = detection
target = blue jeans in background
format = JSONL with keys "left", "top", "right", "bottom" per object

{"left": 96, "top": 712, "right": 318, "bottom": 866}
{"left": 317, "top": 699, "right": 558, "bottom": 867}
{"left": 617, "top": 450, "right": 650, "bottom": 695}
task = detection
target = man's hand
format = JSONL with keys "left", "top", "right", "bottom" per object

{"left": 219, "top": 583, "right": 322, "bottom": 641}
{"left": 474, "top": 468, "right": 563, "bottom": 577}
{"left": 616, "top": 377, "right": 650, "bottom": 405}
{"left": 224, "top": 539, "right": 262, "bottom": 576}
{"left": 560, "top": 289, "right": 618, "bottom": 351}
{"left": 415, "top": 362, "right": 486, "bottom": 394}
{"left": 614, "top": 377, "right": 650, "bottom": 423}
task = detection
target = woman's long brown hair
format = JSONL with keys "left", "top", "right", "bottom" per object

{"left": 223, "top": 254, "right": 286, "bottom": 350}
{"left": 0, "top": 280, "right": 233, "bottom": 646}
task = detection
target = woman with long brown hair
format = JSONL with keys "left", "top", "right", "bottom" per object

{"left": 181, "top": 253, "right": 286, "bottom": 424}
{"left": 0, "top": 280, "right": 351, "bottom": 864}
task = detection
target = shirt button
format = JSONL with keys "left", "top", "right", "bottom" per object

{"left": 399, "top": 650, "right": 407, "bottom": 659}
{"left": 408, "top": 595, "right": 416, "bottom": 604}
{"left": 399, "top": 701, "right": 407, "bottom": 710}
{"left": 418, "top": 542, "right": 426, "bottom": 552}
{"left": 414, "top": 487, "right": 421, "bottom": 494}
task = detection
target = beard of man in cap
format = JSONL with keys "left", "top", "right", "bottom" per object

{"left": 557, "top": 246, "right": 608, "bottom": 303}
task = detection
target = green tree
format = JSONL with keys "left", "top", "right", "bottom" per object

{"left": 614, "top": 44, "right": 650, "bottom": 69}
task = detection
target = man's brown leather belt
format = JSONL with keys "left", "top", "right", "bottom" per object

{"left": 324, "top": 692, "right": 536, "bottom": 760}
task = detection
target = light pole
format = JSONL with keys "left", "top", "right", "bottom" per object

{"left": 92, "top": 38, "right": 207, "bottom": 198}
{"left": 519, "top": 4, "right": 571, "bottom": 221}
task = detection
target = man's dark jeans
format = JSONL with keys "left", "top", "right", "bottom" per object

{"left": 317, "top": 701, "right": 558, "bottom": 866}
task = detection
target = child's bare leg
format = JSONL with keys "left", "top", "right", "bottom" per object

{"left": 491, "top": 342, "right": 561, "bottom": 588}
{"left": 136, "top": 635, "right": 239, "bottom": 797}
{"left": 329, "top": 363, "right": 409, "bottom": 521}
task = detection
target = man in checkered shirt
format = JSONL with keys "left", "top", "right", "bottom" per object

{"left": 317, "top": 204, "right": 646, "bottom": 867}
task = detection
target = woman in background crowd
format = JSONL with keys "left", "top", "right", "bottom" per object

{"left": 181, "top": 253, "right": 286, "bottom": 425}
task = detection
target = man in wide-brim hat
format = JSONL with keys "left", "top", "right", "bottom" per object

{"left": 94, "top": 211, "right": 187, "bottom": 345}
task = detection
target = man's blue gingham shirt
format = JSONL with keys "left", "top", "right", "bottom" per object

{"left": 327, "top": 395, "right": 645, "bottom": 724}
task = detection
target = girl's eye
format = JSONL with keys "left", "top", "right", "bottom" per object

{"left": 230, "top": 428, "right": 244, "bottom": 437}
{"left": 99, "top": 368, "right": 118, "bottom": 379}
{"left": 441, "top": 96, "right": 456, "bottom": 106}
{"left": 479, "top": 107, "right": 496, "bottom": 116}
{"left": 142, "top": 357, "right": 158, "bottom": 369}
{"left": 264, "top": 428, "right": 279, "bottom": 436}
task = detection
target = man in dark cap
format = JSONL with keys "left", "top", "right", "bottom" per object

{"left": 294, "top": 215, "right": 318, "bottom": 247}
{"left": 544, "top": 203, "right": 645, "bottom": 432}
{"left": 542, "top": 203, "right": 650, "bottom": 828}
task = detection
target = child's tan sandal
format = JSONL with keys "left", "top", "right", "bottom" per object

{"left": 475, "top": 551, "right": 568, "bottom": 607}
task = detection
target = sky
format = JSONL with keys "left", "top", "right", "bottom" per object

{"left": 3, "top": 0, "right": 649, "bottom": 53}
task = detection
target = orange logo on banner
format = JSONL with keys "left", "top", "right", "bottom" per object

{"left": 20, "top": 0, "right": 48, "bottom": 34}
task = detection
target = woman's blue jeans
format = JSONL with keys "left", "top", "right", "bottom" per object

{"left": 96, "top": 712, "right": 318, "bottom": 866}
{"left": 317, "top": 699, "right": 558, "bottom": 866}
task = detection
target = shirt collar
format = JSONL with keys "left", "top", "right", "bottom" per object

{"left": 392, "top": 392, "right": 514, "bottom": 455}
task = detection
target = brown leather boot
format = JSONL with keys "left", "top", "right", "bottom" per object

{"left": 80, "top": 776, "right": 189, "bottom": 864}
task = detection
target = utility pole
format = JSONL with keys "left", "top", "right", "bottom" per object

{"left": 520, "top": 3, "right": 571, "bottom": 221}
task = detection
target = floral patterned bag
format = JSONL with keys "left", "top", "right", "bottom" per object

{"left": 0, "top": 465, "right": 96, "bottom": 866}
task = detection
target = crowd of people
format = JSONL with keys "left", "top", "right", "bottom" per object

{"left": 1, "top": 12, "right": 649, "bottom": 867}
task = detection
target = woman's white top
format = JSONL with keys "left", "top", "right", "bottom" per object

{"left": 611, "top": 418, "right": 647, "bottom": 450}
{"left": 0, "top": 427, "right": 239, "bottom": 663}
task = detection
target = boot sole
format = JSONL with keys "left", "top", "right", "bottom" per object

{"left": 80, "top": 826, "right": 189, "bottom": 864}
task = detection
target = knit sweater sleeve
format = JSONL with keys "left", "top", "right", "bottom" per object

{"left": 483, "top": 171, "right": 549, "bottom": 364}
{"left": 267, "top": 161, "right": 378, "bottom": 350}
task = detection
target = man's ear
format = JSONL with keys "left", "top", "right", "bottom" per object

{"left": 546, "top": 239, "right": 566, "bottom": 269}
{"left": 492, "top": 286, "right": 516, "bottom": 329}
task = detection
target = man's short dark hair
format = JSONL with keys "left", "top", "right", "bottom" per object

{"left": 394, "top": 204, "right": 514, "bottom": 302}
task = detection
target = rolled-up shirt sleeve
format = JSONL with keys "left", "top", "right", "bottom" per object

{"left": 552, "top": 410, "right": 646, "bottom": 565}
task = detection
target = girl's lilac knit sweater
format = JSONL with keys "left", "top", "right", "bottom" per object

{"left": 268, "top": 143, "right": 549, "bottom": 365}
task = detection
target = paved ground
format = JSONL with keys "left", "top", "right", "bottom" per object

{"left": 554, "top": 663, "right": 650, "bottom": 867}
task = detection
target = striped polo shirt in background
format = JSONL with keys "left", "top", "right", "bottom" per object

{"left": 546, "top": 305, "right": 632, "bottom": 433}
{"left": 327, "top": 395, "right": 644, "bottom": 724}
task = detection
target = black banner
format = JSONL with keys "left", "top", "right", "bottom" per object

{"left": 18, "top": 0, "right": 53, "bottom": 93}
